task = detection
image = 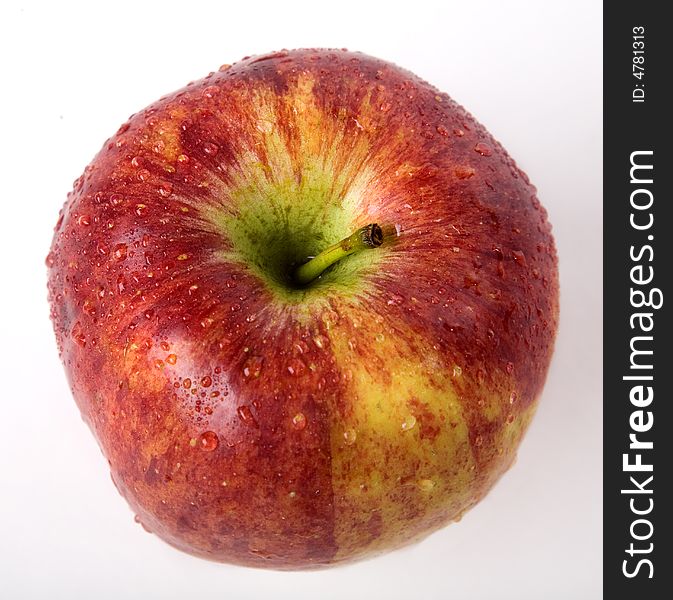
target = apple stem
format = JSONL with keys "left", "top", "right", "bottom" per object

{"left": 293, "top": 223, "right": 384, "bottom": 286}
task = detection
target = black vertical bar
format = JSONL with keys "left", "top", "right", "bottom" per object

{"left": 604, "top": 3, "right": 672, "bottom": 597}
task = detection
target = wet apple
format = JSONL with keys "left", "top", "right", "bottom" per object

{"left": 47, "top": 49, "right": 559, "bottom": 569}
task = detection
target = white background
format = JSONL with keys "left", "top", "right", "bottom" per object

{"left": 0, "top": 1, "right": 602, "bottom": 598}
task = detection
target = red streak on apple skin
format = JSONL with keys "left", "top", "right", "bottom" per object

{"left": 47, "top": 48, "right": 558, "bottom": 569}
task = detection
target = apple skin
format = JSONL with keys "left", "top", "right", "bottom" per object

{"left": 47, "top": 49, "right": 559, "bottom": 569}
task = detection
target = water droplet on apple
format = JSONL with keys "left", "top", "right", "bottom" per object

{"left": 242, "top": 355, "right": 263, "bottom": 378}
{"left": 436, "top": 125, "right": 449, "bottom": 137}
{"left": 401, "top": 415, "right": 417, "bottom": 431}
{"left": 82, "top": 299, "right": 96, "bottom": 317}
{"left": 203, "top": 142, "right": 219, "bottom": 155}
{"left": 199, "top": 431, "right": 219, "bottom": 451}
{"left": 134, "top": 514, "right": 152, "bottom": 533}
{"left": 201, "top": 376, "right": 212, "bottom": 387}
{"left": 291, "top": 413, "right": 307, "bottom": 430}
{"left": 158, "top": 182, "right": 173, "bottom": 197}
{"left": 455, "top": 165, "right": 475, "bottom": 179}
{"left": 203, "top": 85, "right": 220, "bottom": 98}
{"left": 237, "top": 405, "right": 258, "bottom": 427}
{"left": 343, "top": 429, "right": 357, "bottom": 445}
{"left": 474, "top": 142, "right": 493, "bottom": 157}
{"left": 313, "top": 334, "right": 327, "bottom": 349}
{"left": 375, "top": 333, "right": 385, "bottom": 343}
{"left": 452, "top": 365, "right": 462, "bottom": 377}
{"left": 113, "top": 243, "right": 127, "bottom": 261}
{"left": 116, "top": 275, "right": 126, "bottom": 294}
{"left": 45, "top": 252, "right": 56, "bottom": 267}
{"left": 287, "top": 358, "right": 307, "bottom": 377}
{"left": 72, "top": 328, "right": 86, "bottom": 347}
{"left": 509, "top": 391, "right": 517, "bottom": 404}
{"left": 505, "top": 362, "right": 514, "bottom": 374}
{"left": 137, "top": 168, "right": 151, "bottom": 182}
{"left": 293, "top": 340, "right": 310, "bottom": 355}
{"left": 166, "top": 354, "right": 177, "bottom": 365}
{"left": 322, "top": 309, "right": 340, "bottom": 329}
{"left": 512, "top": 250, "right": 527, "bottom": 266}
{"left": 219, "top": 64, "right": 231, "bottom": 72}
{"left": 183, "top": 378, "right": 192, "bottom": 389}
{"left": 387, "top": 293, "right": 404, "bottom": 306}
{"left": 77, "top": 214, "right": 91, "bottom": 226}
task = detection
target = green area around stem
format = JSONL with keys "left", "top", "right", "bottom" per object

{"left": 210, "top": 161, "right": 386, "bottom": 303}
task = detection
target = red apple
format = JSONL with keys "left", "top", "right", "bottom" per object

{"left": 47, "top": 49, "right": 559, "bottom": 569}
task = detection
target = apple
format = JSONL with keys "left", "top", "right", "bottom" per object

{"left": 47, "top": 48, "right": 559, "bottom": 569}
